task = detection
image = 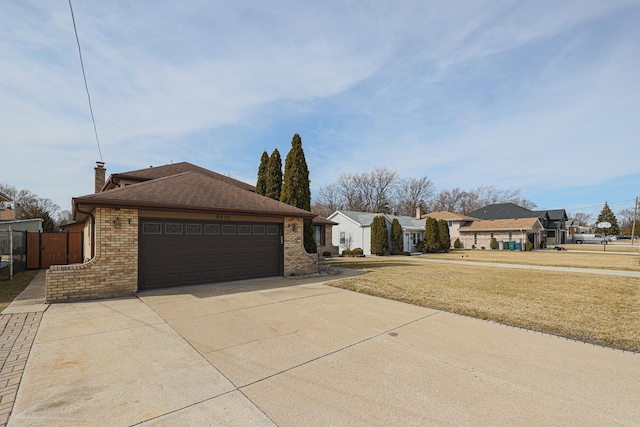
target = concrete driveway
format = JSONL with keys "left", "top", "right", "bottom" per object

{"left": 8, "top": 271, "right": 640, "bottom": 426}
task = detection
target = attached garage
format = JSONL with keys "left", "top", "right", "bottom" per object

{"left": 139, "top": 219, "right": 283, "bottom": 290}
{"left": 46, "top": 163, "right": 318, "bottom": 302}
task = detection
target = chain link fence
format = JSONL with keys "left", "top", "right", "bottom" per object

{"left": 0, "top": 228, "right": 27, "bottom": 280}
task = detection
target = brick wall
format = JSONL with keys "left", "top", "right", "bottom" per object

{"left": 46, "top": 207, "right": 138, "bottom": 302}
{"left": 317, "top": 224, "right": 339, "bottom": 255}
{"left": 283, "top": 217, "right": 317, "bottom": 276}
{"left": 460, "top": 231, "right": 526, "bottom": 250}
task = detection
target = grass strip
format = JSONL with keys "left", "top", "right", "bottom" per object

{"left": 0, "top": 270, "right": 39, "bottom": 312}
{"left": 327, "top": 258, "right": 640, "bottom": 352}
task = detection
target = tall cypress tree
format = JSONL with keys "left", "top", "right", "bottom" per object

{"left": 256, "top": 150, "right": 269, "bottom": 196}
{"left": 281, "top": 134, "right": 316, "bottom": 253}
{"left": 424, "top": 217, "right": 440, "bottom": 253}
{"left": 265, "top": 149, "right": 282, "bottom": 201}
{"left": 371, "top": 215, "right": 390, "bottom": 255}
{"left": 595, "top": 202, "right": 620, "bottom": 235}
{"left": 391, "top": 218, "right": 403, "bottom": 252}
{"left": 437, "top": 219, "right": 450, "bottom": 252}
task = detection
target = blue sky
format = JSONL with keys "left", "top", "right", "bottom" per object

{"left": 1, "top": 0, "right": 639, "bottom": 218}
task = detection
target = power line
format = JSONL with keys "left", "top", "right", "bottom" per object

{"left": 68, "top": 0, "right": 103, "bottom": 163}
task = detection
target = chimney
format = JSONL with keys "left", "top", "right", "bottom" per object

{"left": 94, "top": 162, "right": 106, "bottom": 193}
{"left": 15, "top": 203, "right": 22, "bottom": 220}
{"left": 415, "top": 206, "right": 421, "bottom": 220}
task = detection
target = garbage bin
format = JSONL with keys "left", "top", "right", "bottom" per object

{"left": 515, "top": 242, "right": 521, "bottom": 251}
{"left": 498, "top": 241, "right": 504, "bottom": 250}
{"left": 509, "top": 241, "right": 515, "bottom": 251}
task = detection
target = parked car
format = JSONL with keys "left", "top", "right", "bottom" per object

{"left": 572, "top": 233, "right": 614, "bottom": 244}
{"left": 617, "top": 235, "right": 632, "bottom": 240}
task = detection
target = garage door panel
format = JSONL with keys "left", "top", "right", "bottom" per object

{"left": 139, "top": 220, "right": 283, "bottom": 290}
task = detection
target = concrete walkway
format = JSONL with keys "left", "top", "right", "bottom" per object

{"left": 0, "top": 271, "right": 48, "bottom": 427}
{"left": 413, "top": 257, "right": 640, "bottom": 277}
{"left": 6, "top": 270, "right": 640, "bottom": 426}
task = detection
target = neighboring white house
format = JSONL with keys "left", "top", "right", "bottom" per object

{"left": 327, "top": 210, "right": 426, "bottom": 255}
{"left": 0, "top": 218, "right": 43, "bottom": 233}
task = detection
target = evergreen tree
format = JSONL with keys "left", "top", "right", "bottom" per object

{"left": 281, "top": 134, "right": 316, "bottom": 252}
{"left": 424, "top": 217, "right": 440, "bottom": 253}
{"left": 391, "top": 218, "right": 403, "bottom": 252}
{"left": 370, "top": 216, "right": 390, "bottom": 255}
{"left": 255, "top": 150, "right": 269, "bottom": 196}
{"left": 437, "top": 219, "right": 450, "bottom": 252}
{"left": 265, "top": 149, "right": 282, "bottom": 201}
{"left": 595, "top": 202, "right": 620, "bottom": 235}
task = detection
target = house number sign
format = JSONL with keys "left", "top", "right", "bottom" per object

{"left": 215, "top": 214, "right": 232, "bottom": 221}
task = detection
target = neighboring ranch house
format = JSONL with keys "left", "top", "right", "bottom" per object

{"left": 421, "top": 211, "right": 476, "bottom": 247}
{"left": 327, "top": 210, "right": 425, "bottom": 254}
{"left": 458, "top": 217, "right": 544, "bottom": 250}
{"left": 46, "top": 162, "right": 318, "bottom": 302}
{"left": 313, "top": 216, "right": 339, "bottom": 255}
{"left": 468, "top": 203, "right": 568, "bottom": 246}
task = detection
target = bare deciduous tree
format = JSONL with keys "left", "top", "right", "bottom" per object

{"left": 569, "top": 212, "right": 594, "bottom": 226}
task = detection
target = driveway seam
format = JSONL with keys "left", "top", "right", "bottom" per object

{"left": 237, "top": 311, "right": 442, "bottom": 390}
{"left": 138, "top": 297, "right": 279, "bottom": 426}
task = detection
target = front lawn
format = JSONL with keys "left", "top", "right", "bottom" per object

{"left": 327, "top": 257, "right": 640, "bottom": 352}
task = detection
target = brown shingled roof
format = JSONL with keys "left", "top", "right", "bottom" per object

{"left": 74, "top": 172, "right": 314, "bottom": 219}
{"left": 423, "top": 211, "right": 477, "bottom": 221}
{"left": 104, "top": 161, "right": 255, "bottom": 192}
{"left": 312, "top": 215, "right": 338, "bottom": 226}
{"left": 459, "top": 217, "right": 542, "bottom": 232}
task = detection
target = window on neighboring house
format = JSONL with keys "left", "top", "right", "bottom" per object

{"left": 447, "top": 221, "right": 453, "bottom": 227}
{"left": 474, "top": 233, "right": 477, "bottom": 244}
{"left": 508, "top": 232, "right": 513, "bottom": 240}
{"left": 314, "top": 225, "right": 324, "bottom": 246}
{"left": 340, "top": 231, "right": 345, "bottom": 245}
{"left": 490, "top": 233, "right": 494, "bottom": 239}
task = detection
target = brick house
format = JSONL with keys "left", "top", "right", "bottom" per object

{"left": 313, "top": 216, "right": 339, "bottom": 255}
{"left": 458, "top": 217, "right": 544, "bottom": 250}
{"left": 421, "top": 210, "right": 476, "bottom": 247}
{"left": 46, "top": 162, "right": 318, "bottom": 302}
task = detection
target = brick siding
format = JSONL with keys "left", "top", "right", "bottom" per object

{"left": 284, "top": 217, "right": 318, "bottom": 276}
{"left": 46, "top": 208, "right": 138, "bottom": 302}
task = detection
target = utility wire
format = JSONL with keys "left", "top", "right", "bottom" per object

{"left": 69, "top": 0, "right": 103, "bottom": 162}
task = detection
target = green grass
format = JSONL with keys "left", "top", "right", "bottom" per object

{"left": 0, "top": 270, "right": 39, "bottom": 312}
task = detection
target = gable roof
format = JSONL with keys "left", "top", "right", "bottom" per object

{"left": 423, "top": 211, "right": 477, "bottom": 221}
{"left": 0, "top": 191, "right": 11, "bottom": 203}
{"left": 329, "top": 211, "right": 380, "bottom": 227}
{"left": 74, "top": 172, "right": 314, "bottom": 221}
{"left": 459, "top": 217, "right": 543, "bottom": 232}
{"left": 467, "top": 203, "right": 535, "bottom": 220}
{"left": 103, "top": 161, "right": 255, "bottom": 192}
{"left": 533, "top": 209, "right": 567, "bottom": 221}
{"left": 385, "top": 214, "right": 425, "bottom": 229}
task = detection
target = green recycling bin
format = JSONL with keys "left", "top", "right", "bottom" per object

{"left": 509, "top": 241, "right": 515, "bottom": 251}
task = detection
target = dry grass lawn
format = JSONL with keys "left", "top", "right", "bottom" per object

{"left": 327, "top": 257, "right": 640, "bottom": 352}
{"left": 423, "top": 248, "right": 640, "bottom": 271}
{"left": 0, "top": 270, "right": 39, "bottom": 312}
{"left": 562, "top": 243, "right": 639, "bottom": 252}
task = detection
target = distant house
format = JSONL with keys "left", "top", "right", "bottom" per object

{"left": 421, "top": 211, "right": 476, "bottom": 247}
{"left": 327, "top": 210, "right": 425, "bottom": 255}
{"left": 468, "top": 203, "right": 567, "bottom": 245}
{"left": 313, "top": 216, "right": 339, "bottom": 255}
{"left": 458, "top": 217, "right": 544, "bottom": 250}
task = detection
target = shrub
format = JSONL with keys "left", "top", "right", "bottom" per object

{"left": 481, "top": 246, "right": 486, "bottom": 250}
{"left": 370, "top": 216, "right": 390, "bottom": 255}
{"left": 525, "top": 241, "right": 533, "bottom": 251}
{"left": 437, "top": 219, "right": 451, "bottom": 252}
{"left": 322, "top": 251, "right": 332, "bottom": 257}
{"left": 453, "top": 238, "right": 461, "bottom": 249}
{"left": 472, "top": 244, "right": 476, "bottom": 249}
{"left": 424, "top": 217, "right": 440, "bottom": 253}
{"left": 402, "top": 251, "right": 411, "bottom": 256}
{"left": 490, "top": 238, "right": 498, "bottom": 250}
{"left": 351, "top": 247, "right": 364, "bottom": 256}
{"left": 342, "top": 249, "right": 352, "bottom": 256}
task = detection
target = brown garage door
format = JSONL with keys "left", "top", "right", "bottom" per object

{"left": 139, "top": 220, "right": 283, "bottom": 290}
